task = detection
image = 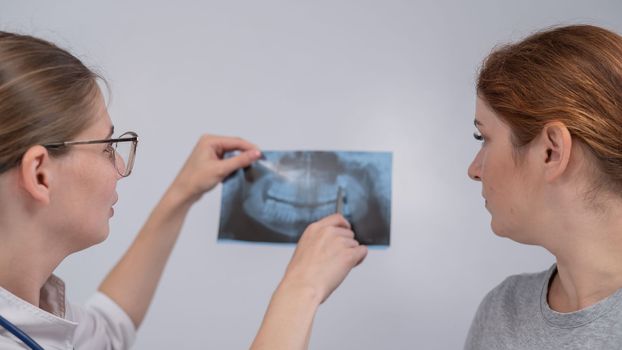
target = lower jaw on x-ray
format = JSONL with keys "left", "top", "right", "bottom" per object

{"left": 218, "top": 151, "right": 391, "bottom": 245}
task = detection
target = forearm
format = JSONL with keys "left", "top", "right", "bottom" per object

{"left": 251, "top": 281, "right": 322, "bottom": 350}
{"left": 98, "top": 184, "right": 195, "bottom": 328}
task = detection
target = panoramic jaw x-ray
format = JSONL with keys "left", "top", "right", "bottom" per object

{"left": 218, "top": 151, "right": 392, "bottom": 245}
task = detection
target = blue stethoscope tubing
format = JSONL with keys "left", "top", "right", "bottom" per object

{"left": 0, "top": 313, "right": 45, "bottom": 350}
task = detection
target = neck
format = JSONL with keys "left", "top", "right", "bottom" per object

{"left": 0, "top": 212, "right": 66, "bottom": 308}
{"left": 543, "top": 196, "right": 622, "bottom": 312}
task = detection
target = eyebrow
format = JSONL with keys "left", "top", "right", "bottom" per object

{"left": 106, "top": 125, "right": 114, "bottom": 138}
{"left": 474, "top": 119, "right": 483, "bottom": 127}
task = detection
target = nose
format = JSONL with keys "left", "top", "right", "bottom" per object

{"left": 468, "top": 150, "right": 482, "bottom": 182}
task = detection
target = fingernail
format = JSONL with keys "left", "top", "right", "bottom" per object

{"left": 251, "top": 150, "right": 262, "bottom": 158}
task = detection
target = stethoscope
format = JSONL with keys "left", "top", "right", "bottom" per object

{"left": 0, "top": 314, "right": 45, "bottom": 350}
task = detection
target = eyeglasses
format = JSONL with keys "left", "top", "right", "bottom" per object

{"left": 43, "top": 131, "right": 138, "bottom": 177}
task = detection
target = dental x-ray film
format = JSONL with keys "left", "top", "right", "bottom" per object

{"left": 218, "top": 151, "right": 392, "bottom": 246}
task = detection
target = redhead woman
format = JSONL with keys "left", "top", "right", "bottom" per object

{"left": 465, "top": 24, "right": 622, "bottom": 349}
{"left": 0, "top": 32, "right": 367, "bottom": 349}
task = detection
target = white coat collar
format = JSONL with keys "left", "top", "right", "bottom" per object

{"left": 0, "top": 275, "right": 77, "bottom": 349}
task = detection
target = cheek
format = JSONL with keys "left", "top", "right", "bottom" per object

{"left": 75, "top": 158, "right": 118, "bottom": 205}
{"left": 483, "top": 149, "right": 512, "bottom": 182}
{"left": 481, "top": 154, "right": 520, "bottom": 204}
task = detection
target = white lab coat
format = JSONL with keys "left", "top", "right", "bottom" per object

{"left": 0, "top": 275, "right": 135, "bottom": 349}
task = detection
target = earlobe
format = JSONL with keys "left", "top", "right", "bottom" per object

{"left": 542, "top": 122, "right": 572, "bottom": 182}
{"left": 19, "top": 145, "right": 52, "bottom": 205}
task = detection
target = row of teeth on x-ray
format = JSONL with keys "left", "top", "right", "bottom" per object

{"left": 243, "top": 176, "right": 369, "bottom": 236}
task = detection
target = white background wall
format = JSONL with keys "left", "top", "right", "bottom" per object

{"left": 2, "top": 1, "right": 621, "bottom": 349}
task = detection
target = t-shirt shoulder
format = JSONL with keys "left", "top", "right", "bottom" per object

{"left": 478, "top": 266, "right": 552, "bottom": 318}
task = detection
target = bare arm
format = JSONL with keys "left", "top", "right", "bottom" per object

{"left": 251, "top": 214, "right": 368, "bottom": 350}
{"left": 99, "top": 135, "right": 261, "bottom": 327}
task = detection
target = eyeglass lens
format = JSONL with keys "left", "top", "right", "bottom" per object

{"left": 112, "top": 133, "right": 136, "bottom": 177}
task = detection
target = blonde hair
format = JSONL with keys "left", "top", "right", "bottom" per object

{"left": 0, "top": 31, "right": 104, "bottom": 174}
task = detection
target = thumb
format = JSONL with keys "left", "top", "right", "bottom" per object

{"left": 219, "top": 149, "right": 261, "bottom": 175}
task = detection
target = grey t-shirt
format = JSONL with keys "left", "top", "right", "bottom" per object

{"left": 465, "top": 265, "right": 622, "bottom": 349}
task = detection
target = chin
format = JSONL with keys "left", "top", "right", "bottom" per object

{"left": 490, "top": 220, "right": 538, "bottom": 245}
{"left": 490, "top": 221, "right": 508, "bottom": 238}
{"left": 96, "top": 225, "right": 111, "bottom": 244}
{"left": 490, "top": 216, "right": 517, "bottom": 238}
{"left": 63, "top": 219, "right": 111, "bottom": 254}
{"left": 85, "top": 224, "right": 111, "bottom": 249}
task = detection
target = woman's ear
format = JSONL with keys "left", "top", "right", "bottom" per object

{"left": 540, "top": 122, "right": 572, "bottom": 182}
{"left": 18, "top": 145, "right": 53, "bottom": 205}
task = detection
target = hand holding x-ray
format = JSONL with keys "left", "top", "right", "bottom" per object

{"left": 171, "top": 135, "right": 261, "bottom": 203}
{"left": 283, "top": 213, "right": 368, "bottom": 303}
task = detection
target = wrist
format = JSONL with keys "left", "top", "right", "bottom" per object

{"left": 167, "top": 175, "right": 202, "bottom": 206}
{"left": 252, "top": 276, "right": 322, "bottom": 349}
{"left": 275, "top": 277, "right": 324, "bottom": 308}
{"left": 154, "top": 181, "right": 197, "bottom": 220}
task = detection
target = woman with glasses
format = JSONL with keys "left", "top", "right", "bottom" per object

{"left": 0, "top": 32, "right": 366, "bottom": 349}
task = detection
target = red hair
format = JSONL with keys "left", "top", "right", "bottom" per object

{"left": 478, "top": 25, "right": 622, "bottom": 192}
